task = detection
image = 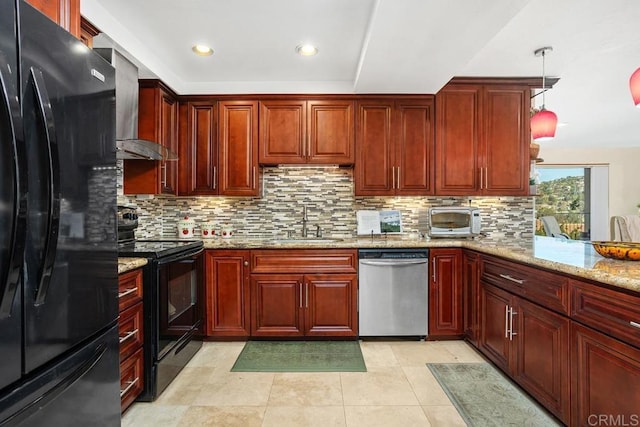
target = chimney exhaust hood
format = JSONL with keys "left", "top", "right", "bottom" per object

{"left": 95, "top": 48, "right": 177, "bottom": 161}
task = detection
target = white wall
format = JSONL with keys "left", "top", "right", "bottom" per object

{"left": 540, "top": 146, "right": 640, "bottom": 217}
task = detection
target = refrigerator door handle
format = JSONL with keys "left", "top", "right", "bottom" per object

{"left": 28, "top": 68, "right": 61, "bottom": 306}
{"left": 0, "top": 60, "right": 26, "bottom": 318}
{"left": 1, "top": 345, "right": 107, "bottom": 426}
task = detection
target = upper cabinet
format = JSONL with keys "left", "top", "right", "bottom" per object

{"left": 355, "top": 97, "right": 435, "bottom": 196}
{"left": 435, "top": 81, "right": 530, "bottom": 196}
{"left": 80, "top": 17, "right": 100, "bottom": 48}
{"left": 124, "top": 80, "right": 178, "bottom": 195}
{"left": 259, "top": 99, "right": 354, "bottom": 165}
{"left": 26, "top": 0, "right": 80, "bottom": 38}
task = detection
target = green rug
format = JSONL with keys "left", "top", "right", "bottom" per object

{"left": 231, "top": 341, "right": 366, "bottom": 372}
{"left": 427, "top": 363, "right": 561, "bottom": 427}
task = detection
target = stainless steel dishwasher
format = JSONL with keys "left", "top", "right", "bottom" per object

{"left": 358, "top": 249, "right": 429, "bottom": 337}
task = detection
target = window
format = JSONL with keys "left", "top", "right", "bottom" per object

{"left": 534, "top": 165, "right": 609, "bottom": 240}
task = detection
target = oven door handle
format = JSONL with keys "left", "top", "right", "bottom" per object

{"left": 156, "top": 247, "right": 204, "bottom": 265}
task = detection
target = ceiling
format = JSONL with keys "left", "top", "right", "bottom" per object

{"left": 82, "top": 0, "right": 640, "bottom": 149}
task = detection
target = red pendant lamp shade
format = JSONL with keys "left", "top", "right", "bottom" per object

{"left": 630, "top": 66, "right": 640, "bottom": 107}
{"left": 531, "top": 109, "right": 558, "bottom": 141}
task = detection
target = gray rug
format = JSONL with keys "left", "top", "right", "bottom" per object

{"left": 427, "top": 363, "right": 561, "bottom": 427}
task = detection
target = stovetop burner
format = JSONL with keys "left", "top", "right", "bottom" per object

{"left": 118, "top": 239, "right": 203, "bottom": 259}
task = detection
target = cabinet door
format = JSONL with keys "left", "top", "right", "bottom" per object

{"left": 180, "top": 101, "right": 217, "bottom": 195}
{"left": 26, "top": 0, "right": 80, "bottom": 38}
{"left": 251, "top": 274, "right": 304, "bottom": 337}
{"left": 159, "top": 89, "right": 178, "bottom": 194}
{"left": 205, "top": 250, "right": 250, "bottom": 337}
{"left": 354, "top": 101, "right": 394, "bottom": 195}
{"left": 479, "top": 282, "right": 511, "bottom": 372}
{"left": 259, "top": 100, "right": 306, "bottom": 164}
{"left": 463, "top": 250, "right": 480, "bottom": 345}
{"left": 571, "top": 323, "right": 640, "bottom": 427}
{"left": 307, "top": 100, "right": 354, "bottom": 165}
{"left": 435, "top": 86, "right": 481, "bottom": 195}
{"left": 429, "top": 249, "right": 463, "bottom": 337}
{"left": 395, "top": 99, "right": 435, "bottom": 195}
{"left": 513, "top": 298, "right": 570, "bottom": 424}
{"left": 218, "top": 100, "right": 259, "bottom": 196}
{"left": 305, "top": 274, "right": 357, "bottom": 337}
{"left": 482, "top": 86, "right": 529, "bottom": 196}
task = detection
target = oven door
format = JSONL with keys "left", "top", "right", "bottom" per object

{"left": 157, "top": 249, "right": 203, "bottom": 359}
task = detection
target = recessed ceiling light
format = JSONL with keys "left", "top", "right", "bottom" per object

{"left": 192, "top": 44, "right": 213, "bottom": 56}
{"left": 296, "top": 44, "right": 318, "bottom": 56}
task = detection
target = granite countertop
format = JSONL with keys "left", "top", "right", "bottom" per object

{"left": 118, "top": 257, "right": 148, "bottom": 274}
{"left": 197, "top": 235, "right": 640, "bottom": 293}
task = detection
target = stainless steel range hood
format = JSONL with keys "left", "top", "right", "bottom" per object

{"left": 95, "top": 48, "right": 177, "bottom": 161}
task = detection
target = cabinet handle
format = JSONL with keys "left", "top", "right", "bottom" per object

{"left": 479, "top": 167, "right": 483, "bottom": 190}
{"left": 484, "top": 167, "right": 488, "bottom": 189}
{"left": 432, "top": 258, "right": 436, "bottom": 282}
{"left": 509, "top": 309, "right": 518, "bottom": 340}
{"left": 302, "top": 138, "right": 306, "bottom": 157}
{"left": 213, "top": 166, "right": 217, "bottom": 189}
{"left": 120, "top": 378, "right": 139, "bottom": 397}
{"left": 118, "top": 288, "right": 137, "bottom": 299}
{"left": 505, "top": 305, "right": 510, "bottom": 338}
{"left": 161, "top": 162, "right": 167, "bottom": 188}
{"left": 630, "top": 321, "right": 640, "bottom": 329}
{"left": 392, "top": 167, "right": 396, "bottom": 189}
{"left": 252, "top": 166, "right": 256, "bottom": 189}
{"left": 499, "top": 274, "right": 525, "bottom": 285}
{"left": 305, "top": 282, "right": 309, "bottom": 308}
{"left": 397, "top": 166, "right": 400, "bottom": 190}
{"left": 299, "top": 282, "right": 303, "bottom": 308}
{"left": 119, "top": 328, "right": 139, "bottom": 344}
{"left": 244, "top": 260, "right": 249, "bottom": 267}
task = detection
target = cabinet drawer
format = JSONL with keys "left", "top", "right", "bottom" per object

{"left": 571, "top": 280, "right": 640, "bottom": 348}
{"left": 119, "top": 302, "right": 144, "bottom": 361}
{"left": 251, "top": 249, "right": 357, "bottom": 273}
{"left": 118, "top": 268, "right": 143, "bottom": 311}
{"left": 120, "top": 347, "right": 144, "bottom": 413}
{"left": 481, "top": 255, "right": 569, "bottom": 314}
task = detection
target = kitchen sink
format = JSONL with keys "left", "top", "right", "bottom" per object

{"left": 272, "top": 238, "right": 342, "bottom": 244}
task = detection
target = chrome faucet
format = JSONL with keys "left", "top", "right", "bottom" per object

{"left": 302, "top": 206, "right": 308, "bottom": 237}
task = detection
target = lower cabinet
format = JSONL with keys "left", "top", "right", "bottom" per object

{"left": 479, "top": 282, "right": 570, "bottom": 424}
{"left": 462, "top": 250, "right": 480, "bottom": 345}
{"left": 250, "top": 249, "right": 358, "bottom": 338}
{"left": 429, "top": 248, "right": 463, "bottom": 337}
{"left": 118, "top": 268, "right": 144, "bottom": 413}
{"left": 204, "top": 250, "right": 251, "bottom": 337}
{"left": 571, "top": 322, "right": 640, "bottom": 426}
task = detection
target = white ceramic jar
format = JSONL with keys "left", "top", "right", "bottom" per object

{"left": 177, "top": 216, "right": 196, "bottom": 239}
{"left": 220, "top": 227, "right": 234, "bottom": 239}
{"left": 201, "top": 221, "right": 216, "bottom": 239}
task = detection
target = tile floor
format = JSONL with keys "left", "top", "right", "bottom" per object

{"left": 122, "top": 340, "right": 486, "bottom": 426}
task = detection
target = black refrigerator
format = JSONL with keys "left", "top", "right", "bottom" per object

{"left": 0, "top": 0, "right": 121, "bottom": 425}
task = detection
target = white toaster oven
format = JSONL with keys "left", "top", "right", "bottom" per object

{"left": 428, "top": 207, "right": 481, "bottom": 238}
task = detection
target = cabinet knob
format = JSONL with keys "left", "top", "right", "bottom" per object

{"left": 244, "top": 261, "right": 249, "bottom": 266}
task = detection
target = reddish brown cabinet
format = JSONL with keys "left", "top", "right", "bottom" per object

{"left": 205, "top": 250, "right": 250, "bottom": 337}
{"left": 26, "top": 0, "right": 80, "bottom": 38}
{"left": 118, "top": 269, "right": 144, "bottom": 413}
{"left": 178, "top": 101, "right": 218, "bottom": 195}
{"left": 355, "top": 98, "right": 434, "bottom": 196}
{"left": 124, "top": 80, "right": 178, "bottom": 195}
{"left": 250, "top": 250, "right": 358, "bottom": 338}
{"left": 429, "top": 248, "right": 463, "bottom": 338}
{"left": 218, "top": 100, "right": 259, "bottom": 196}
{"left": 259, "top": 99, "right": 354, "bottom": 165}
{"left": 435, "top": 82, "right": 530, "bottom": 196}
{"left": 462, "top": 250, "right": 480, "bottom": 345}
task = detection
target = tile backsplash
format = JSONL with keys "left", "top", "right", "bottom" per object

{"left": 118, "top": 165, "right": 534, "bottom": 239}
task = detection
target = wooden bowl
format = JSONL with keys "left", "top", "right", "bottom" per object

{"left": 591, "top": 241, "right": 640, "bottom": 261}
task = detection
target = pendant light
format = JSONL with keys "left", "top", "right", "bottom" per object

{"left": 630, "top": 66, "right": 640, "bottom": 107}
{"left": 530, "top": 47, "right": 558, "bottom": 141}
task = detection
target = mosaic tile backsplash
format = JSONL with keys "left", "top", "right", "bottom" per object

{"left": 118, "top": 166, "right": 535, "bottom": 240}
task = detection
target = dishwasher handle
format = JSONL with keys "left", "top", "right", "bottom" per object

{"left": 359, "top": 259, "right": 428, "bottom": 267}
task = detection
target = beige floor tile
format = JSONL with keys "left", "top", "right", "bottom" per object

{"left": 390, "top": 342, "right": 458, "bottom": 366}
{"left": 263, "top": 406, "right": 346, "bottom": 427}
{"left": 268, "top": 373, "right": 343, "bottom": 406}
{"left": 358, "top": 341, "right": 400, "bottom": 367}
{"left": 154, "top": 377, "right": 204, "bottom": 406}
{"left": 186, "top": 342, "right": 245, "bottom": 369}
{"left": 422, "top": 405, "right": 467, "bottom": 427}
{"left": 402, "top": 367, "right": 453, "bottom": 406}
{"left": 192, "top": 372, "right": 275, "bottom": 406}
{"left": 121, "top": 403, "right": 188, "bottom": 427}
{"left": 344, "top": 406, "right": 431, "bottom": 427}
{"left": 176, "top": 405, "right": 265, "bottom": 427}
{"left": 428, "top": 341, "right": 485, "bottom": 363}
{"left": 341, "top": 367, "right": 419, "bottom": 406}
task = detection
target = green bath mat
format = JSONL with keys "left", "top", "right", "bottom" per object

{"left": 427, "top": 363, "right": 561, "bottom": 427}
{"left": 231, "top": 341, "right": 366, "bottom": 372}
